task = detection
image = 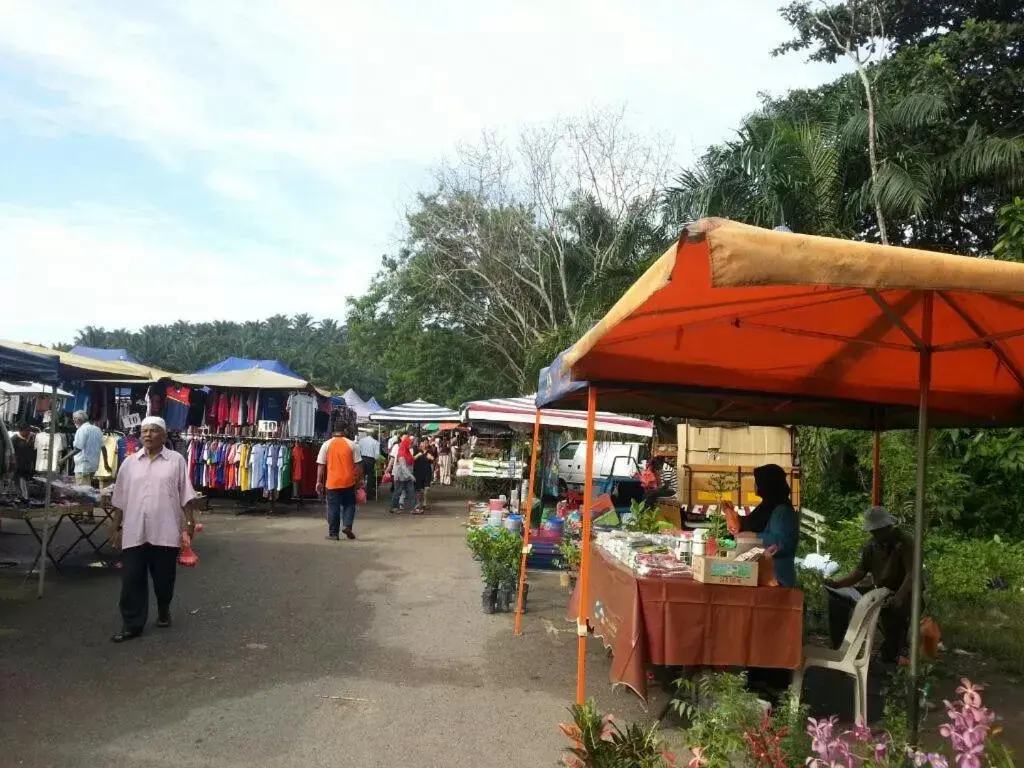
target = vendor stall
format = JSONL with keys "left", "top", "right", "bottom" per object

{"left": 0, "top": 340, "right": 153, "bottom": 595}
{"left": 570, "top": 541, "right": 802, "bottom": 699}
{"left": 368, "top": 399, "right": 461, "bottom": 425}
{"left": 462, "top": 394, "right": 655, "bottom": 634}
{"left": 536, "top": 217, "right": 1024, "bottom": 738}
{"left": 164, "top": 360, "right": 341, "bottom": 507}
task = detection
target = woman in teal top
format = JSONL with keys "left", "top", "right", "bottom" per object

{"left": 729, "top": 464, "right": 799, "bottom": 587}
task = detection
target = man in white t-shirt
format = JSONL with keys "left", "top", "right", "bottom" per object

{"left": 356, "top": 431, "right": 381, "bottom": 499}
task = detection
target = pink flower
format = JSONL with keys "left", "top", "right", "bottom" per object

{"left": 599, "top": 714, "right": 616, "bottom": 742}
{"left": 956, "top": 679, "right": 983, "bottom": 709}
{"left": 688, "top": 745, "right": 708, "bottom": 768}
{"left": 850, "top": 723, "right": 873, "bottom": 743}
{"left": 561, "top": 757, "right": 584, "bottom": 768}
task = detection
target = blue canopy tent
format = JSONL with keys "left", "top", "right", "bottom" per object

{"left": 193, "top": 357, "right": 301, "bottom": 378}
{"left": 366, "top": 397, "right": 383, "bottom": 412}
{"left": 68, "top": 346, "right": 141, "bottom": 364}
{"left": 0, "top": 344, "right": 60, "bottom": 384}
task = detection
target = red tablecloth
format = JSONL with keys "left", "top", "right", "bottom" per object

{"left": 567, "top": 544, "right": 804, "bottom": 699}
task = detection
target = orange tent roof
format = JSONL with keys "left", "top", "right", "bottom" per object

{"left": 539, "top": 218, "right": 1024, "bottom": 429}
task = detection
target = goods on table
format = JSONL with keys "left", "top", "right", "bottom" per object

{"left": 595, "top": 529, "right": 768, "bottom": 582}
{"left": 455, "top": 458, "right": 526, "bottom": 479}
{"left": 595, "top": 530, "right": 694, "bottom": 578}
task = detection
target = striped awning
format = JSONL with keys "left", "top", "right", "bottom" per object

{"left": 462, "top": 395, "right": 653, "bottom": 437}
{"left": 368, "top": 398, "right": 461, "bottom": 424}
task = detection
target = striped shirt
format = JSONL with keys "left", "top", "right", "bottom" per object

{"left": 660, "top": 464, "right": 678, "bottom": 493}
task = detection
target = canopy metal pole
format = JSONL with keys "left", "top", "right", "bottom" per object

{"left": 513, "top": 409, "right": 542, "bottom": 636}
{"left": 37, "top": 384, "right": 58, "bottom": 598}
{"left": 908, "top": 291, "right": 933, "bottom": 743}
{"left": 871, "top": 430, "right": 881, "bottom": 505}
{"left": 575, "top": 387, "right": 597, "bottom": 704}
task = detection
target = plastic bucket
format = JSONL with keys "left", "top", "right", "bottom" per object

{"left": 504, "top": 514, "right": 523, "bottom": 534}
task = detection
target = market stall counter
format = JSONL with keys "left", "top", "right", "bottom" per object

{"left": 568, "top": 542, "right": 803, "bottom": 700}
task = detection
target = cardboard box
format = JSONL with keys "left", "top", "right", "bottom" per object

{"left": 692, "top": 555, "right": 759, "bottom": 587}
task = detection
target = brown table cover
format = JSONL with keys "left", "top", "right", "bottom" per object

{"left": 567, "top": 544, "right": 804, "bottom": 699}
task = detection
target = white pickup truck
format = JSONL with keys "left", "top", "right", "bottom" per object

{"left": 556, "top": 441, "right": 647, "bottom": 491}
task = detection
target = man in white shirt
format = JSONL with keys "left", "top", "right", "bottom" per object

{"left": 66, "top": 410, "right": 104, "bottom": 484}
{"left": 357, "top": 430, "right": 381, "bottom": 499}
{"left": 109, "top": 416, "right": 198, "bottom": 642}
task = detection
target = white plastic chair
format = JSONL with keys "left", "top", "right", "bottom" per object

{"left": 791, "top": 587, "right": 891, "bottom": 725}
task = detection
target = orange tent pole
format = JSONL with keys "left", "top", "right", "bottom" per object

{"left": 871, "top": 430, "right": 881, "bottom": 505}
{"left": 513, "top": 409, "right": 542, "bottom": 636}
{"left": 575, "top": 386, "right": 598, "bottom": 704}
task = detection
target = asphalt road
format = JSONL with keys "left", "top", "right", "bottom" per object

{"left": 0, "top": 488, "right": 639, "bottom": 768}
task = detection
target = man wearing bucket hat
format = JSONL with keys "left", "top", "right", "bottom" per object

{"left": 823, "top": 505, "right": 914, "bottom": 664}
{"left": 108, "top": 416, "right": 198, "bottom": 643}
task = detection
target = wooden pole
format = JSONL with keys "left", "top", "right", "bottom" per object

{"left": 37, "top": 384, "right": 58, "bottom": 598}
{"left": 908, "top": 291, "right": 933, "bottom": 744}
{"left": 513, "top": 409, "right": 542, "bottom": 636}
{"left": 575, "top": 387, "right": 598, "bottom": 704}
{"left": 871, "top": 429, "right": 882, "bottom": 505}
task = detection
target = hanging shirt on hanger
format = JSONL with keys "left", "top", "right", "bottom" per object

{"left": 249, "top": 443, "right": 268, "bottom": 490}
{"left": 34, "top": 432, "right": 67, "bottom": 473}
{"left": 164, "top": 385, "right": 191, "bottom": 431}
{"left": 286, "top": 393, "right": 317, "bottom": 438}
{"left": 265, "top": 443, "right": 279, "bottom": 492}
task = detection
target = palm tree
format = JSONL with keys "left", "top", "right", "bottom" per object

{"left": 665, "top": 114, "right": 848, "bottom": 238}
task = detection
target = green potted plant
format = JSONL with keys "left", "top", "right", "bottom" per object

{"left": 706, "top": 472, "right": 739, "bottom": 555}
{"left": 557, "top": 539, "right": 582, "bottom": 588}
{"left": 623, "top": 499, "right": 674, "bottom": 534}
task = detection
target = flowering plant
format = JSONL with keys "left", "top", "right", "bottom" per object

{"left": 559, "top": 700, "right": 678, "bottom": 768}
{"left": 803, "top": 679, "right": 1013, "bottom": 768}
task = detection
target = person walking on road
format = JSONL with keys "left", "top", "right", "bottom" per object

{"left": 437, "top": 435, "right": 453, "bottom": 486}
{"left": 356, "top": 430, "right": 381, "bottom": 500}
{"left": 388, "top": 435, "right": 416, "bottom": 514}
{"left": 317, "top": 421, "right": 363, "bottom": 540}
{"left": 109, "top": 416, "right": 198, "bottom": 643}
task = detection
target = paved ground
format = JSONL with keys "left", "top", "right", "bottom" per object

{"left": 0, "top": 488, "right": 642, "bottom": 768}
{"left": 3, "top": 487, "right": 1022, "bottom": 766}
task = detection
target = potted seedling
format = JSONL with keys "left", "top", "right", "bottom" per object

{"left": 557, "top": 539, "right": 582, "bottom": 588}
{"left": 492, "top": 528, "right": 523, "bottom": 612}
{"left": 706, "top": 472, "right": 738, "bottom": 555}
{"left": 623, "top": 499, "right": 674, "bottom": 534}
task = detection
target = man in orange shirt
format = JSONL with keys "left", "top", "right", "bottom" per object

{"left": 316, "top": 422, "right": 363, "bottom": 540}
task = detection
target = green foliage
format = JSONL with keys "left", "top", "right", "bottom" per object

{"left": 465, "top": 526, "right": 522, "bottom": 587}
{"left": 881, "top": 662, "right": 937, "bottom": 748}
{"left": 560, "top": 699, "right": 675, "bottom": 768}
{"left": 994, "top": 197, "right": 1024, "bottom": 263}
{"left": 673, "top": 672, "right": 765, "bottom": 768}
{"left": 556, "top": 539, "right": 582, "bottom": 571}
{"left": 70, "top": 315, "right": 382, "bottom": 396}
{"left": 623, "top": 499, "right": 673, "bottom": 534}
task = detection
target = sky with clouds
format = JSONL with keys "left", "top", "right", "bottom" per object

{"left": 0, "top": 0, "right": 843, "bottom": 345}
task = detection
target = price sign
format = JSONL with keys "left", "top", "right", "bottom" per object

{"left": 123, "top": 413, "right": 141, "bottom": 429}
{"left": 257, "top": 420, "right": 278, "bottom": 435}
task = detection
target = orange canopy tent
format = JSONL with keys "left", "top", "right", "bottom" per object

{"left": 537, "top": 218, "right": 1024, "bottom": 738}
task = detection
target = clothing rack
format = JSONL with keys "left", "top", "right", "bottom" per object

{"left": 184, "top": 433, "right": 324, "bottom": 516}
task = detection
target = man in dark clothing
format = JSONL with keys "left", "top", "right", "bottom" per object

{"left": 824, "top": 506, "right": 914, "bottom": 663}
{"left": 11, "top": 423, "right": 37, "bottom": 498}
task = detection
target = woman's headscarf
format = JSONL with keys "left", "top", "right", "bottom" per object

{"left": 397, "top": 435, "right": 414, "bottom": 464}
{"left": 740, "top": 463, "right": 791, "bottom": 534}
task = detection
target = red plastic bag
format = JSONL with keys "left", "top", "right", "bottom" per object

{"left": 178, "top": 532, "right": 199, "bottom": 567}
{"left": 381, "top": 472, "right": 393, "bottom": 485}
{"left": 356, "top": 487, "right": 367, "bottom": 504}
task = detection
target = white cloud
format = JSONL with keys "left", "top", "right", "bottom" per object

{"left": 0, "top": 203, "right": 374, "bottom": 345}
{"left": 0, "top": 0, "right": 845, "bottom": 342}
